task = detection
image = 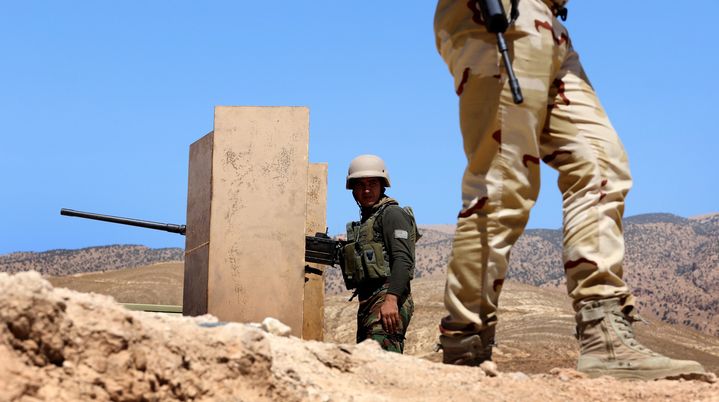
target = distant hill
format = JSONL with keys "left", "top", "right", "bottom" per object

{"left": 3, "top": 212, "right": 718, "bottom": 337}
{"left": 0, "top": 245, "right": 183, "bottom": 276}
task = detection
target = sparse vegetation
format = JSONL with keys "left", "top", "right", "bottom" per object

{"left": 2, "top": 212, "right": 717, "bottom": 337}
{"left": 0, "top": 245, "right": 183, "bottom": 276}
{"left": 334, "top": 213, "right": 719, "bottom": 338}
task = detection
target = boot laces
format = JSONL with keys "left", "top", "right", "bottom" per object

{"left": 612, "top": 312, "right": 651, "bottom": 353}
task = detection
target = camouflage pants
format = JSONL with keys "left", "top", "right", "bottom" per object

{"left": 434, "top": 0, "right": 635, "bottom": 334}
{"left": 356, "top": 285, "right": 414, "bottom": 353}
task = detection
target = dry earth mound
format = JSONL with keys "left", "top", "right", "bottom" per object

{"left": 2, "top": 272, "right": 717, "bottom": 402}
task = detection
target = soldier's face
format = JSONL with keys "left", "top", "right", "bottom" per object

{"left": 352, "top": 177, "right": 382, "bottom": 208}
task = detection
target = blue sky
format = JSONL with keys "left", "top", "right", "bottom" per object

{"left": 1, "top": 1, "right": 717, "bottom": 254}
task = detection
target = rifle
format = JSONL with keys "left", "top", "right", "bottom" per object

{"left": 60, "top": 208, "right": 345, "bottom": 268}
{"left": 476, "top": 0, "right": 523, "bottom": 104}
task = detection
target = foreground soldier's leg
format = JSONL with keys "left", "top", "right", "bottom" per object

{"left": 542, "top": 19, "right": 705, "bottom": 379}
{"left": 540, "top": 42, "right": 634, "bottom": 312}
{"left": 434, "top": 0, "right": 557, "bottom": 364}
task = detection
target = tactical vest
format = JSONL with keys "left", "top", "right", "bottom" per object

{"left": 341, "top": 203, "right": 421, "bottom": 290}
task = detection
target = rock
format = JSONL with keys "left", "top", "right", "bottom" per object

{"left": 665, "top": 371, "right": 717, "bottom": 384}
{"left": 508, "top": 372, "right": 530, "bottom": 381}
{"left": 480, "top": 360, "right": 500, "bottom": 377}
{"left": 550, "top": 368, "right": 588, "bottom": 381}
{"left": 262, "top": 317, "right": 292, "bottom": 337}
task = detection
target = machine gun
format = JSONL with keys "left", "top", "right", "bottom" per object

{"left": 304, "top": 231, "right": 346, "bottom": 268}
{"left": 476, "top": 0, "right": 523, "bottom": 104}
{"left": 60, "top": 208, "right": 345, "bottom": 268}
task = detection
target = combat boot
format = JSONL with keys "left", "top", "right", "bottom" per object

{"left": 576, "top": 298, "right": 705, "bottom": 380}
{"left": 438, "top": 324, "right": 495, "bottom": 366}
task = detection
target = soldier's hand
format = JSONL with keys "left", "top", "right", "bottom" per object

{"left": 379, "top": 293, "right": 400, "bottom": 334}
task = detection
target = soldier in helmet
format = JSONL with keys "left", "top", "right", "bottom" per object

{"left": 342, "top": 154, "right": 421, "bottom": 353}
{"left": 433, "top": 0, "right": 706, "bottom": 379}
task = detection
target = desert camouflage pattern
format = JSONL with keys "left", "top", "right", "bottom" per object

{"left": 356, "top": 284, "right": 414, "bottom": 353}
{"left": 435, "top": 0, "right": 635, "bottom": 335}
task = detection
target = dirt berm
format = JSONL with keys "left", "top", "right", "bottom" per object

{"left": 1, "top": 272, "right": 717, "bottom": 401}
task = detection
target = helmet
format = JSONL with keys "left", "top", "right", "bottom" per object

{"left": 345, "top": 154, "right": 391, "bottom": 189}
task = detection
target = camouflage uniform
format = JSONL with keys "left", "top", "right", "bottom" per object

{"left": 434, "top": 0, "right": 707, "bottom": 379}
{"left": 351, "top": 196, "right": 417, "bottom": 353}
{"left": 356, "top": 283, "right": 414, "bottom": 353}
{"left": 435, "top": 0, "right": 635, "bottom": 335}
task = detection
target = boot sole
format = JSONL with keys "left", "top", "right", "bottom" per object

{"left": 582, "top": 366, "right": 706, "bottom": 381}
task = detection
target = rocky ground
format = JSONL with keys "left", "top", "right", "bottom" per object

{"left": 1, "top": 272, "right": 717, "bottom": 402}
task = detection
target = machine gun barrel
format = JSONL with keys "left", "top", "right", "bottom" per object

{"left": 60, "top": 208, "right": 343, "bottom": 267}
{"left": 60, "top": 208, "right": 186, "bottom": 235}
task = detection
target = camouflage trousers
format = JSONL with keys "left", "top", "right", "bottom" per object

{"left": 434, "top": 0, "right": 635, "bottom": 334}
{"left": 356, "top": 285, "right": 414, "bottom": 353}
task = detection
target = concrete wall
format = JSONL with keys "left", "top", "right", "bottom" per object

{"left": 303, "top": 163, "right": 327, "bottom": 340}
{"left": 184, "top": 106, "right": 311, "bottom": 337}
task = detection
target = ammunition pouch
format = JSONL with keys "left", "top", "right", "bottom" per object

{"left": 360, "top": 241, "right": 391, "bottom": 280}
{"left": 341, "top": 242, "right": 362, "bottom": 289}
{"left": 341, "top": 237, "right": 391, "bottom": 290}
{"left": 342, "top": 205, "right": 392, "bottom": 289}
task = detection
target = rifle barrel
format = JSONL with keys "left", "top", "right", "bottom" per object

{"left": 60, "top": 208, "right": 186, "bottom": 235}
{"left": 496, "top": 32, "right": 523, "bottom": 104}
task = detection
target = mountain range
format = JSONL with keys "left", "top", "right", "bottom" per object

{"left": 2, "top": 212, "right": 718, "bottom": 337}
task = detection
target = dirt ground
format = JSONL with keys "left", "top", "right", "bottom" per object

{"left": 47, "top": 262, "right": 184, "bottom": 305}
{"left": 326, "top": 277, "right": 719, "bottom": 375}
{"left": 2, "top": 271, "right": 717, "bottom": 401}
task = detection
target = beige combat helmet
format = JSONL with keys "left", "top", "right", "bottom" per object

{"left": 345, "top": 154, "right": 391, "bottom": 189}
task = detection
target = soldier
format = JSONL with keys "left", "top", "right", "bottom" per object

{"left": 433, "top": 0, "right": 706, "bottom": 379}
{"left": 343, "top": 154, "right": 420, "bottom": 353}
